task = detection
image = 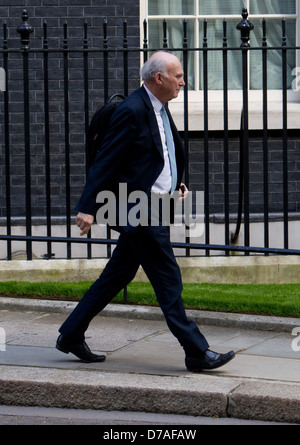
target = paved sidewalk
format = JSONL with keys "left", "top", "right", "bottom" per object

{"left": 0, "top": 297, "right": 300, "bottom": 424}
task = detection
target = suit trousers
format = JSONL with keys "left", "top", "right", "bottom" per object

{"left": 59, "top": 223, "right": 209, "bottom": 357}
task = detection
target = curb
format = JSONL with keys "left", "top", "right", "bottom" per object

{"left": 0, "top": 366, "right": 300, "bottom": 423}
{"left": 0, "top": 296, "right": 299, "bottom": 333}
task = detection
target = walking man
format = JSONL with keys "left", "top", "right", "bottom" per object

{"left": 56, "top": 51, "right": 235, "bottom": 372}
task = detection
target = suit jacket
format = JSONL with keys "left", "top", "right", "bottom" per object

{"left": 75, "top": 86, "right": 185, "bottom": 231}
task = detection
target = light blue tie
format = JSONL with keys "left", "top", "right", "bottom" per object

{"left": 160, "top": 105, "right": 177, "bottom": 192}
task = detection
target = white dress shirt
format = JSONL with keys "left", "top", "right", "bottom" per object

{"left": 143, "top": 84, "right": 172, "bottom": 194}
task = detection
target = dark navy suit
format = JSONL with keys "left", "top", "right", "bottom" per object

{"left": 59, "top": 86, "right": 209, "bottom": 357}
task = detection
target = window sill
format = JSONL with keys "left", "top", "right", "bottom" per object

{"left": 169, "top": 100, "right": 300, "bottom": 132}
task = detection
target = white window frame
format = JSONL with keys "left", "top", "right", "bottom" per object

{"left": 140, "top": 0, "right": 300, "bottom": 130}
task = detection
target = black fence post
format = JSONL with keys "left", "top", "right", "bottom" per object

{"left": 103, "top": 20, "right": 109, "bottom": 103}
{"left": 143, "top": 19, "right": 148, "bottom": 63}
{"left": 83, "top": 21, "right": 92, "bottom": 260}
{"left": 17, "top": 9, "right": 33, "bottom": 50}
{"left": 182, "top": 20, "right": 190, "bottom": 257}
{"left": 63, "top": 21, "right": 71, "bottom": 259}
{"left": 183, "top": 20, "right": 189, "bottom": 189}
{"left": 163, "top": 20, "right": 168, "bottom": 48}
{"left": 262, "top": 19, "right": 269, "bottom": 253}
{"left": 236, "top": 8, "right": 253, "bottom": 255}
{"left": 17, "top": 10, "right": 33, "bottom": 260}
{"left": 281, "top": 19, "right": 289, "bottom": 250}
{"left": 203, "top": 19, "right": 210, "bottom": 256}
{"left": 3, "top": 22, "right": 11, "bottom": 260}
{"left": 43, "top": 21, "right": 53, "bottom": 260}
{"left": 123, "top": 20, "right": 128, "bottom": 97}
{"left": 223, "top": 20, "right": 230, "bottom": 254}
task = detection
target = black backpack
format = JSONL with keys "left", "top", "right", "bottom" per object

{"left": 86, "top": 93, "right": 125, "bottom": 169}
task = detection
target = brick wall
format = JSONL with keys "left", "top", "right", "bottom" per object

{"left": 0, "top": 1, "right": 141, "bottom": 219}
{"left": 188, "top": 130, "right": 300, "bottom": 217}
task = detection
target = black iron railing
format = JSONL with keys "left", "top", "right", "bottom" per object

{"left": 0, "top": 8, "right": 300, "bottom": 260}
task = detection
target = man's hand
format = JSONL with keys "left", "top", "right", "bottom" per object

{"left": 75, "top": 212, "right": 94, "bottom": 236}
{"left": 178, "top": 183, "right": 188, "bottom": 201}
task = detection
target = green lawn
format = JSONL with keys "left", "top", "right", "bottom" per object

{"left": 0, "top": 280, "right": 300, "bottom": 318}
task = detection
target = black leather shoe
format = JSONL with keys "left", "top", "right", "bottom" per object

{"left": 56, "top": 334, "right": 106, "bottom": 363}
{"left": 185, "top": 349, "right": 235, "bottom": 372}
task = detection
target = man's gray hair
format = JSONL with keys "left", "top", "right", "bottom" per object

{"left": 140, "top": 53, "right": 168, "bottom": 82}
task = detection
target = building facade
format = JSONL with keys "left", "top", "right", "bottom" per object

{"left": 0, "top": 0, "right": 300, "bottom": 259}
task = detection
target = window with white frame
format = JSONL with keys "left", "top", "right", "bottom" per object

{"left": 140, "top": 0, "right": 299, "bottom": 98}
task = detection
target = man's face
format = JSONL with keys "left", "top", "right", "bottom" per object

{"left": 160, "top": 59, "right": 185, "bottom": 102}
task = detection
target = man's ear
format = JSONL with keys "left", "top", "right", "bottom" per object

{"left": 155, "top": 72, "right": 163, "bottom": 85}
